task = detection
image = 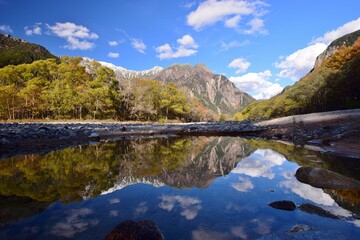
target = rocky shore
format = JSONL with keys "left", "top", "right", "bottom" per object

{"left": 0, "top": 109, "right": 359, "bottom": 159}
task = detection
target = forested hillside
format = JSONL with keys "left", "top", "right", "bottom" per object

{"left": 0, "top": 57, "right": 192, "bottom": 121}
{"left": 242, "top": 33, "right": 360, "bottom": 120}
{"left": 0, "top": 33, "right": 57, "bottom": 68}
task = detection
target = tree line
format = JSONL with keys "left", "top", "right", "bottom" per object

{"left": 0, "top": 57, "right": 203, "bottom": 121}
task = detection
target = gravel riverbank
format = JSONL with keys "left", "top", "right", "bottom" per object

{"left": 1, "top": 109, "right": 359, "bottom": 159}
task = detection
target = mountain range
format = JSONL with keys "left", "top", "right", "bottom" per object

{"left": 91, "top": 59, "right": 255, "bottom": 116}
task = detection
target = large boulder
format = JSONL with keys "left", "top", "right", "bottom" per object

{"left": 295, "top": 167, "right": 360, "bottom": 190}
{"left": 104, "top": 220, "right": 164, "bottom": 240}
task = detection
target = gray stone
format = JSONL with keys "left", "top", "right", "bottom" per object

{"left": 295, "top": 167, "right": 360, "bottom": 190}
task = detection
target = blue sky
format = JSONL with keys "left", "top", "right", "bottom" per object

{"left": 0, "top": 0, "right": 359, "bottom": 99}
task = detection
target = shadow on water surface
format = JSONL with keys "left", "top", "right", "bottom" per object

{"left": 0, "top": 136, "right": 359, "bottom": 239}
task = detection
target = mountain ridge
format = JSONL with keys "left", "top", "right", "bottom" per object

{"left": 92, "top": 59, "right": 255, "bottom": 116}
{"left": 0, "top": 33, "right": 58, "bottom": 68}
{"left": 243, "top": 30, "right": 360, "bottom": 120}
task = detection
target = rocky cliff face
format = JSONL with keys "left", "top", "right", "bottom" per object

{"left": 98, "top": 61, "right": 255, "bottom": 116}
{"left": 314, "top": 29, "right": 360, "bottom": 69}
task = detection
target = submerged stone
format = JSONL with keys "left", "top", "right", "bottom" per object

{"left": 268, "top": 200, "right": 297, "bottom": 211}
{"left": 299, "top": 203, "right": 340, "bottom": 219}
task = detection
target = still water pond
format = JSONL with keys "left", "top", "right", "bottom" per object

{"left": 0, "top": 137, "right": 359, "bottom": 239}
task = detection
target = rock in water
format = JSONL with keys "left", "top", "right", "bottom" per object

{"left": 295, "top": 167, "right": 360, "bottom": 190}
{"left": 268, "top": 200, "right": 297, "bottom": 211}
{"left": 89, "top": 132, "right": 100, "bottom": 140}
{"left": 104, "top": 220, "right": 164, "bottom": 240}
{"left": 299, "top": 203, "right": 339, "bottom": 219}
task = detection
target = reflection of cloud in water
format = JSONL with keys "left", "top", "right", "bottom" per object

{"left": 232, "top": 149, "right": 286, "bottom": 179}
{"left": 231, "top": 226, "right": 248, "bottom": 239}
{"left": 50, "top": 208, "right": 99, "bottom": 238}
{"left": 108, "top": 198, "right": 120, "bottom": 204}
{"left": 159, "top": 195, "right": 202, "bottom": 220}
{"left": 251, "top": 218, "right": 272, "bottom": 235}
{"left": 109, "top": 210, "right": 118, "bottom": 217}
{"left": 279, "top": 179, "right": 335, "bottom": 206}
{"left": 192, "top": 229, "right": 231, "bottom": 240}
{"left": 135, "top": 201, "right": 148, "bottom": 215}
{"left": 231, "top": 177, "right": 254, "bottom": 192}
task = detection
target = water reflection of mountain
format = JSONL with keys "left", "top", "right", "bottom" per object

{"left": 0, "top": 137, "right": 254, "bottom": 204}
{"left": 107, "top": 137, "right": 255, "bottom": 191}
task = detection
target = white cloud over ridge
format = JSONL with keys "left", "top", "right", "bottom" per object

{"left": 229, "top": 70, "right": 283, "bottom": 99}
{"left": 228, "top": 57, "right": 250, "bottom": 73}
{"left": 0, "top": 24, "right": 13, "bottom": 33}
{"left": 24, "top": 23, "right": 42, "bottom": 36}
{"left": 275, "top": 17, "right": 360, "bottom": 81}
{"left": 275, "top": 43, "right": 327, "bottom": 81}
{"left": 47, "top": 22, "right": 98, "bottom": 50}
{"left": 187, "top": 0, "right": 268, "bottom": 34}
{"left": 156, "top": 34, "right": 198, "bottom": 60}
{"left": 312, "top": 17, "right": 360, "bottom": 44}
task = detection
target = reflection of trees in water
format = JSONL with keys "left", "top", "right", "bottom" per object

{"left": 325, "top": 189, "right": 360, "bottom": 215}
{"left": 0, "top": 137, "right": 254, "bottom": 205}
{"left": 0, "top": 195, "right": 50, "bottom": 227}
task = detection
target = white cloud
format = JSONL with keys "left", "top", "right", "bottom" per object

{"left": 231, "top": 149, "right": 286, "bottom": 179}
{"left": 24, "top": 23, "right": 42, "bottom": 36}
{"left": 177, "top": 34, "right": 198, "bottom": 48}
{"left": 225, "top": 15, "right": 241, "bottom": 28}
{"left": 135, "top": 201, "right": 148, "bottom": 215}
{"left": 231, "top": 176, "right": 254, "bottom": 192}
{"left": 183, "top": 1, "right": 196, "bottom": 9}
{"left": 229, "top": 70, "right": 283, "bottom": 99}
{"left": 279, "top": 179, "right": 335, "bottom": 206}
{"left": 47, "top": 22, "right": 98, "bottom": 50}
{"left": 221, "top": 40, "right": 250, "bottom": 50}
{"left": 108, "top": 52, "right": 120, "bottom": 58}
{"left": 275, "top": 43, "right": 327, "bottom": 81}
{"left": 275, "top": 18, "right": 360, "bottom": 82}
{"left": 156, "top": 34, "right": 198, "bottom": 60}
{"left": 108, "top": 198, "right": 120, "bottom": 204}
{"left": 312, "top": 17, "right": 360, "bottom": 44}
{"left": 109, "top": 210, "right": 118, "bottom": 217}
{"left": 158, "top": 195, "right": 202, "bottom": 220}
{"left": 108, "top": 40, "right": 118, "bottom": 46}
{"left": 0, "top": 24, "right": 13, "bottom": 33}
{"left": 228, "top": 57, "right": 251, "bottom": 73}
{"left": 131, "top": 38, "right": 146, "bottom": 54}
{"left": 244, "top": 17, "right": 267, "bottom": 35}
{"left": 50, "top": 208, "right": 99, "bottom": 238}
{"left": 231, "top": 226, "right": 248, "bottom": 239}
{"left": 186, "top": 0, "right": 268, "bottom": 34}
